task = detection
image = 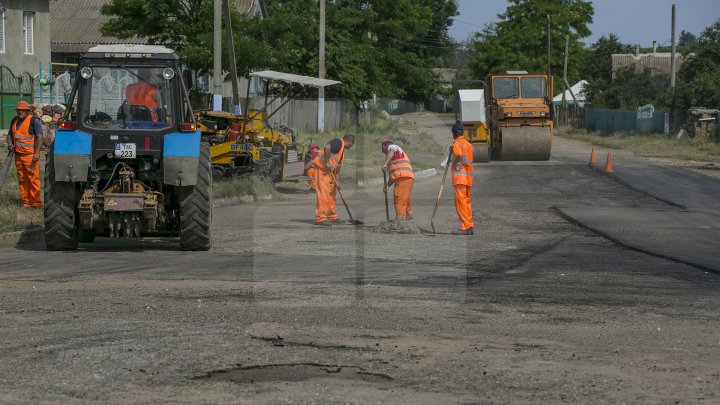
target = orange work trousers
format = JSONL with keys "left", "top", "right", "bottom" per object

{"left": 14, "top": 153, "right": 42, "bottom": 208}
{"left": 314, "top": 169, "right": 338, "bottom": 223}
{"left": 392, "top": 177, "right": 413, "bottom": 220}
{"left": 454, "top": 184, "right": 473, "bottom": 231}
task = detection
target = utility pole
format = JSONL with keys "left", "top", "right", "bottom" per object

{"left": 213, "top": 0, "right": 223, "bottom": 111}
{"left": 669, "top": 4, "right": 677, "bottom": 134}
{"left": 670, "top": 4, "right": 676, "bottom": 88}
{"left": 318, "top": 0, "right": 326, "bottom": 132}
{"left": 546, "top": 13, "right": 551, "bottom": 75}
{"left": 223, "top": 0, "right": 241, "bottom": 114}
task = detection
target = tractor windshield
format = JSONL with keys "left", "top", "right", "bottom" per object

{"left": 79, "top": 66, "right": 177, "bottom": 131}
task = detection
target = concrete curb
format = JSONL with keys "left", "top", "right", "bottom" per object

{"left": 0, "top": 227, "right": 43, "bottom": 247}
{"left": 356, "top": 168, "right": 437, "bottom": 188}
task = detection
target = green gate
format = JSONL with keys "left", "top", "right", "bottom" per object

{"left": 1, "top": 66, "right": 35, "bottom": 129}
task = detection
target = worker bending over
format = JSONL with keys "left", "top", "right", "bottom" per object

{"left": 310, "top": 134, "right": 355, "bottom": 225}
{"left": 381, "top": 139, "right": 414, "bottom": 220}
{"left": 304, "top": 143, "right": 320, "bottom": 191}
{"left": 450, "top": 122, "right": 473, "bottom": 235}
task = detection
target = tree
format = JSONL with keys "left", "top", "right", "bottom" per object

{"left": 582, "top": 34, "right": 633, "bottom": 107}
{"left": 100, "top": 0, "right": 459, "bottom": 105}
{"left": 99, "top": 0, "right": 232, "bottom": 72}
{"left": 668, "top": 20, "right": 720, "bottom": 115}
{"left": 467, "top": 0, "right": 594, "bottom": 93}
{"left": 678, "top": 30, "right": 698, "bottom": 47}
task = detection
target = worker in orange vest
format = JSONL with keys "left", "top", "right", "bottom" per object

{"left": 125, "top": 70, "right": 161, "bottom": 122}
{"left": 310, "top": 134, "right": 355, "bottom": 225}
{"left": 450, "top": 122, "right": 473, "bottom": 235}
{"left": 381, "top": 139, "right": 414, "bottom": 220}
{"left": 6, "top": 100, "right": 44, "bottom": 208}
{"left": 303, "top": 143, "right": 320, "bottom": 191}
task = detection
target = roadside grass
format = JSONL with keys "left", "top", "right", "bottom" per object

{"left": 213, "top": 175, "right": 280, "bottom": 200}
{"left": 296, "top": 118, "right": 444, "bottom": 185}
{"left": 0, "top": 148, "right": 44, "bottom": 233}
{"left": 557, "top": 126, "right": 720, "bottom": 163}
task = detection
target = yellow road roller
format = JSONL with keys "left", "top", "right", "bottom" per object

{"left": 485, "top": 71, "right": 554, "bottom": 161}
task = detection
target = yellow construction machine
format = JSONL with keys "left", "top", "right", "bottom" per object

{"left": 195, "top": 108, "right": 305, "bottom": 182}
{"left": 484, "top": 71, "right": 554, "bottom": 160}
{"left": 195, "top": 70, "right": 341, "bottom": 182}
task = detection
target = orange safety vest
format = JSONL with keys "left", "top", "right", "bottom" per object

{"left": 12, "top": 116, "right": 37, "bottom": 155}
{"left": 312, "top": 139, "right": 345, "bottom": 173}
{"left": 387, "top": 148, "right": 414, "bottom": 181}
{"left": 451, "top": 137, "right": 473, "bottom": 186}
{"left": 126, "top": 82, "right": 159, "bottom": 122}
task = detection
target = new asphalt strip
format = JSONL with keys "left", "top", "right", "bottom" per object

{"left": 558, "top": 162, "right": 720, "bottom": 273}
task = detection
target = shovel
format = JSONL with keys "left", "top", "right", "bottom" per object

{"left": 430, "top": 150, "right": 452, "bottom": 236}
{"left": 330, "top": 171, "right": 363, "bottom": 225}
{"left": 0, "top": 150, "right": 15, "bottom": 192}
{"left": 382, "top": 171, "right": 390, "bottom": 221}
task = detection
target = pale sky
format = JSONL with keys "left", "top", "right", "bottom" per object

{"left": 450, "top": 0, "right": 720, "bottom": 46}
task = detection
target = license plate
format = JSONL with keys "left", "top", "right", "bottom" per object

{"left": 114, "top": 143, "right": 136, "bottom": 159}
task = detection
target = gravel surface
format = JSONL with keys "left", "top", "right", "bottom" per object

{"left": 0, "top": 113, "right": 719, "bottom": 404}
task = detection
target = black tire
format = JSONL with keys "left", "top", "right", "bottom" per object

{"left": 43, "top": 149, "right": 80, "bottom": 250}
{"left": 179, "top": 142, "right": 212, "bottom": 251}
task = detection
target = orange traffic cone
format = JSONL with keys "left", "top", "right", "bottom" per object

{"left": 588, "top": 148, "right": 597, "bottom": 166}
{"left": 604, "top": 153, "right": 614, "bottom": 173}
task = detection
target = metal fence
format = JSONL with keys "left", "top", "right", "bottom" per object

{"left": 0, "top": 65, "right": 35, "bottom": 129}
{"left": 584, "top": 107, "right": 667, "bottom": 134}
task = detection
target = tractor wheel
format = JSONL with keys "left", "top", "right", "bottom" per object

{"left": 179, "top": 142, "right": 212, "bottom": 251}
{"left": 43, "top": 149, "right": 80, "bottom": 250}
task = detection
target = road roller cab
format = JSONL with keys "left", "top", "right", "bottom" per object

{"left": 485, "top": 71, "right": 554, "bottom": 160}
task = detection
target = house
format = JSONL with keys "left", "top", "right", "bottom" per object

{"left": 0, "top": 0, "right": 52, "bottom": 127}
{"left": 553, "top": 80, "right": 588, "bottom": 106}
{"left": 611, "top": 51, "right": 685, "bottom": 79}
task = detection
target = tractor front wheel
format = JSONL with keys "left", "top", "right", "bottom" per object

{"left": 179, "top": 143, "right": 212, "bottom": 251}
{"left": 43, "top": 149, "right": 80, "bottom": 250}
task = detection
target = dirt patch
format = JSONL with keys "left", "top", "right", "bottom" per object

{"left": 370, "top": 220, "right": 422, "bottom": 234}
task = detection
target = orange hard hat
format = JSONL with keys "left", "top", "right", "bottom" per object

{"left": 15, "top": 100, "right": 31, "bottom": 111}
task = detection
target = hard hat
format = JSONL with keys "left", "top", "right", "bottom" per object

{"left": 15, "top": 100, "right": 31, "bottom": 111}
{"left": 451, "top": 121, "right": 464, "bottom": 135}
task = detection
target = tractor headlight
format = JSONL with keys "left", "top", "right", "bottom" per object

{"left": 80, "top": 67, "right": 93, "bottom": 79}
{"left": 504, "top": 112, "right": 512, "bottom": 117}
{"left": 540, "top": 111, "right": 546, "bottom": 117}
{"left": 162, "top": 68, "right": 175, "bottom": 80}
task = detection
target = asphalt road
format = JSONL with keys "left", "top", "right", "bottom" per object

{"left": 1, "top": 113, "right": 719, "bottom": 404}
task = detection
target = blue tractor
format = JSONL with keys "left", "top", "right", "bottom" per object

{"left": 45, "top": 45, "right": 211, "bottom": 250}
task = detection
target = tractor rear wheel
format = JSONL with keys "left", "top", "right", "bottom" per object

{"left": 179, "top": 142, "right": 212, "bottom": 251}
{"left": 43, "top": 149, "right": 80, "bottom": 250}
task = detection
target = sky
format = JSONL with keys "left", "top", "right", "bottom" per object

{"left": 449, "top": 0, "right": 720, "bottom": 46}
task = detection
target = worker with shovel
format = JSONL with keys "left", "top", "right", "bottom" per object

{"left": 310, "top": 134, "right": 355, "bottom": 226}
{"left": 381, "top": 139, "right": 414, "bottom": 220}
{"left": 5, "top": 100, "right": 44, "bottom": 208}
{"left": 450, "top": 122, "right": 473, "bottom": 235}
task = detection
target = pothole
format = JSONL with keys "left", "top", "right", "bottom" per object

{"left": 193, "top": 363, "right": 393, "bottom": 384}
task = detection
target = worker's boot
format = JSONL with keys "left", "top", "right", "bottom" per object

{"left": 451, "top": 228, "right": 473, "bottom": 235}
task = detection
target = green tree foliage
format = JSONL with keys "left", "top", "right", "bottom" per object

{"left": 678, "top": 30, "right": 698, "bottom": 47}
{"left": 467, "top": 0, "right": 593, "bottom": 93}
{"left": 99, "top": 0, "right": 228, "bottom": 71}
{"left": 582, "top": 34, "right": 634, "bottom": 107}
{"left": 100, "top": 0, "right": 458, "bottom": 104}
{"left": 588, "top": 67, "right": 669, "bottom": 110}
{"left": 669, "top": 20, "right": 720, "bottom": 113}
